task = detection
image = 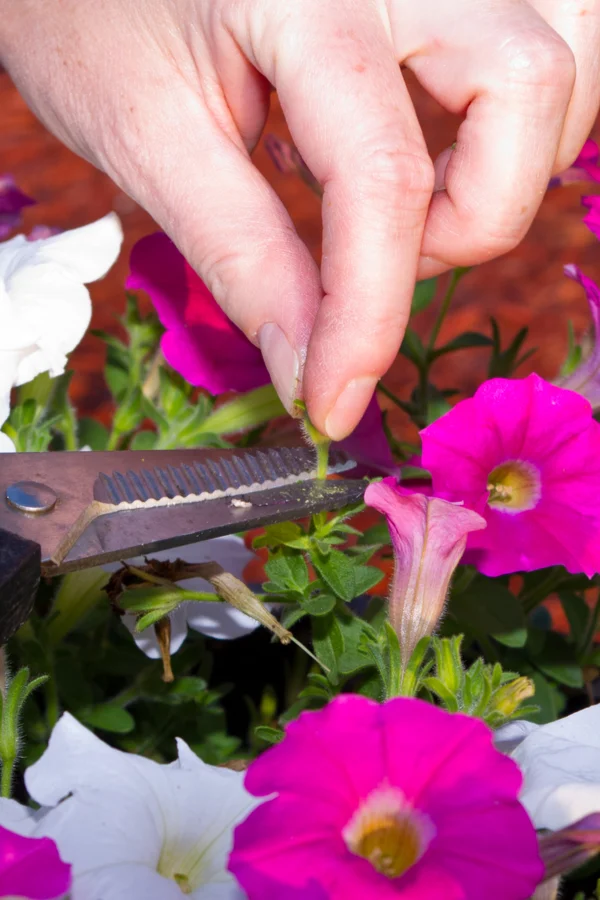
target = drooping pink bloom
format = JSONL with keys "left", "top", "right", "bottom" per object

{"left": 421, "top": 373, "right": 600, "bottom": 577}
{"left": 0, "top": 823, "right": 71, "bottom": 899}
{"left": 0, "top": 175, "right": 35, "bottom": 239}
{"left": 549, "top": 140, "right": 600, "bottom": 187}
{"left": 583, "top": 194, "right": 600, "bottom": 241}
{"left": 127, "top": 233, "right": 268, "bottom": 393}
{"left": 229, "top": 694, "right": 543, "bottom": 900}
{"left": 555, "top": 265, "right": 600, "bottom": 408}
{"left": 538, "top": 812, "right": 600, "bottom": 880}
{"left": 364, "top": 480, "right": 485, "bottom": 663}
{"left": 127, "top": 233, "right": 397, "bottom": 474}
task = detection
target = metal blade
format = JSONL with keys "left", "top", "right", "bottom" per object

{"left": 0, "top": 447, "right": 360, "bottom": 573}
{"left": 43, "top": 478, "right": 366, "bottom": 575}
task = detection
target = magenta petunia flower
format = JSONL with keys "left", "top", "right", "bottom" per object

{"left": 555, "top": 265, "right": 600, "bottom": 408}
{"left": 0, "top": 175, "right": 35, "bottom": 239}
{"left": 549, "top": 140, "right": 600, "bottom": 187}
{"left": 0, "top": 823, "right": 71, "bottom": 899}
{"left": 420, "top": 373, "right": 600, "bottom": 577}
{"left": 127, "top": 233, "right": 397, "bottom": 475}
{"left": 364, "top": 480, "right": 485, "bottom": 663}
{"left": 127, "top": 233, "right": 268, "bottom": 394}
{"left": 229, "top": 694, "right": 543, "bottom": 899}
{"left": 583, "top": 195, "right": 600, "bottom": 241}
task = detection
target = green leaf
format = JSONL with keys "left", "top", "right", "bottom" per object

{"left": 255, "top": 726, "right": 284, "bottom": 745}
{"left": 80, "top": 705, "right": 136, "bottom": 734}
{"left": 530, "top": 631, "right": 584, "bottom": 688}
{"left": 253, "top": 523, "right": 306, "bottom": 549}
{"left": 198, "top": 384, "right": 285, "bottom": 436}
{"left": 312, "top": 549, "right": 356, "bottom": 602}
{"left": 410, "top": 278, "right": 438, "bottom": 315}
{"left": 560, "top": 320, "right": 584, "bottom": 377}
{"left": 301, "top": 593, "right": 336, "bottom": 616}
{"left": 432, "top": 332, "right": 493, "bottom": 359}
{"left": 524, "top": 672, "right": 564, "bottom": 725}
{"left": 78, "top": 418, "right": 109, "bottom": 450}
{"left": 264, "top": 551, "right": 310, "bottom": 593}
{"left": 312, "top": 613, "right": 344, "bottom": 682}
{"left": 559, "top": 591, "right": 590, "bottom": 648}
{"left": 353, "top": 566, "right": 384, "bottom": 595}
{"left": 399, "top": 328, "right": 426, "bottom": 367}
{"left": 130, "top": 430, "right": 158, "bottom": 450}
{"left": 449, "top": 577, "right": 527, "bottom": 647}
{"left": 337, "top": 649, "right": 373, "bottom": 676}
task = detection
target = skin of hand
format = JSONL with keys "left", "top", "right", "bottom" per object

{"left": 1, "top": 0, "right": 599, "bottom": 439}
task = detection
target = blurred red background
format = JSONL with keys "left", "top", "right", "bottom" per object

{"left": 2, "top": 71, "right": 599, "bottom": 441}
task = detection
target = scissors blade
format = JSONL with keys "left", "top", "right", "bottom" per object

{"left": 0, "top": 447, "right": 363, "bottom": 575}
{"left": 46, "top": 478, "right": 366, "bottom": 574}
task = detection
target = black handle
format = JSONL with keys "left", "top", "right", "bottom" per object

{"left": 0, "top": 528, "right": 41, "bottom": 643}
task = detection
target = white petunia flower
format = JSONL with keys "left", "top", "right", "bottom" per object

{"left": 105, "top": 535, "right": 262, "bottom": 657}
{"left": 0, "top": 713, "right": 256, "bottom": 899}
{"left": 0, "top": 213, "right": 123, "bottom": 424}
{"left": 498, "top": 705, "right": 600, "bottom": 831}
{"left": 0, "top": 432, "right": 15, "bottom": 452}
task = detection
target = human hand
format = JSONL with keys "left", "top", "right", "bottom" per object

{"left": 2, "top": 0, "right": 599, "bottom": 438}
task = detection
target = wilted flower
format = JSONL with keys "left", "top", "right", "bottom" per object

{"left": 229, "top": 694, "right": 543, "bottom": 899}
{"left": 549, "top": 139, "right": 600, "bottom": 187}
{"left": 421, "top": 373, "right": 600, "bottom": 577}
{"left": 364, "top": 480, "right": 485, "bottom": 664}
{"left": 263, "top": 135, "right": 322, "bottom": 196}
{"left": 0, "top": 818, "right": 71, "bottom": 899}
{"left": 106, "top": 535, "right": 263, "bottom": 657}
{"left": 555, "top": 265, "right": 600, "bottom": 407}
{"left": 0, "top": 174, "right": 35, "bottom": 239}
{"left": 0, "top": 213, "right": 123, "bottom": 426}
{"left": 538, "top": 813, "right": 600, "bottom": 880}
{"left": 127, "top": 233, "right": 397, "bottom": 475}
{"left": 1, "top": 712, "right": 256, "bottom": 899}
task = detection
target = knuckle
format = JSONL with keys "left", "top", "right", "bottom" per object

{"left": 355, "top": 143, "right": 435, "bottom": 206}
{"left": 499, "top": 29, "right": 575, "bottom": 94}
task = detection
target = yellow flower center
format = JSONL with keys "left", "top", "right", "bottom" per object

{"left": 486, "top": 460, "right": 541, "bottom": 514}
{"left": 343, "top": 785, "right": 434, "bottom": 879}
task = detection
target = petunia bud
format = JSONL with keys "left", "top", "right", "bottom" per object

{"left": 538, "top": 812, "right": 600, "bottom": 879}
{"left": 364, "top": 480, "right": 486, "bottom": 668}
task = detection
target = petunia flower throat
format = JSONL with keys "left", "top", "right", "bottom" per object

{"left": 342, "top": 784, "right": 434, "bottom": 880}
{"left": 486, "top": 459, "right": 541, "bottom": 513}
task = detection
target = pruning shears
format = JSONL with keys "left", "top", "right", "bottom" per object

{"left": 0, "top": 446, "right": 365, "bottom": 643}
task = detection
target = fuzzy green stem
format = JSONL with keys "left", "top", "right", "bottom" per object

{"left": 427, "top": 268, "right": 467, "bottom": 354}
{"left": 0, "top": 757, "right": 15, "bottom": 799}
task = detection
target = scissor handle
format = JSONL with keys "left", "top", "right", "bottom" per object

{"left": 0, "top": 528, "right": 40, "bottom": 643}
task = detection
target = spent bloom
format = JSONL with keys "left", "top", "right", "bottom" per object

{"left": 0, "top": 818, "right": 71, "bottom": 899}
{"left": 0, "top": 174, "right": 35, "bottom": 239}
{"left": 421, "top": 373, "right": 600, "bottom": 577}
{"left": 230, "top": 694, "right": 543, "bottom": 899}
{"left": 0, "top": 212, "right": 123, "bottom": 427}
{"left": 364, "top": 480, "right": 485, "bottom": 664}
{"left": 1, "top": 712, "right": 256, "bottom": 900}
{"left": 555, "top": 264, "right": 600, "bottom": 408}
{"left": 127, "top": 232, "right": 397, "bottom": 475}
{"left": 106, "top": 535, "right": 263, "bottom": 657}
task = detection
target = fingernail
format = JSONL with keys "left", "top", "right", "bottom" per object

{"left": 433, "top": 145, "right": 455, "bottom": 193}
{"left": 325, "top": 377, "right": 378, "bottom": 441}
{"left": 258, "top": 323, "right": 300, "bottom": 413}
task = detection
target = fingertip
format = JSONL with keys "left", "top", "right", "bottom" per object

{"left": 320, "top": 376, "right": 379, "bottom": 441}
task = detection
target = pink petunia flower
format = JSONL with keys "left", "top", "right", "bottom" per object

{"left": 583, "top": 194, "right": 600, "bottom": 241}
{"left": 555, "top": 265, "right": 600, "bottom": 408}
{"left": 549, "top": 140, "right": 600, "bottom": 187}
{"left": 229, "top": 694, "right": 543, "bottom": 900}
{"left": 127, "top": 233, "right": 398, "bottom": 475}
{"left": 420, "top": 373, "right": 600, "bottom": 577}
{"left": 0, "top": 175, "right": 35, "bottom": 240}
{"left": 364, "top": 481, "right": 485, "bottom": 664}
{"left": 0, "top": 823, "right": 71, "bottom": 899}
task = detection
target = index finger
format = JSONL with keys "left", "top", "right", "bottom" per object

{"left": 241, "top": 1, "right": 433, "bottom": 439}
